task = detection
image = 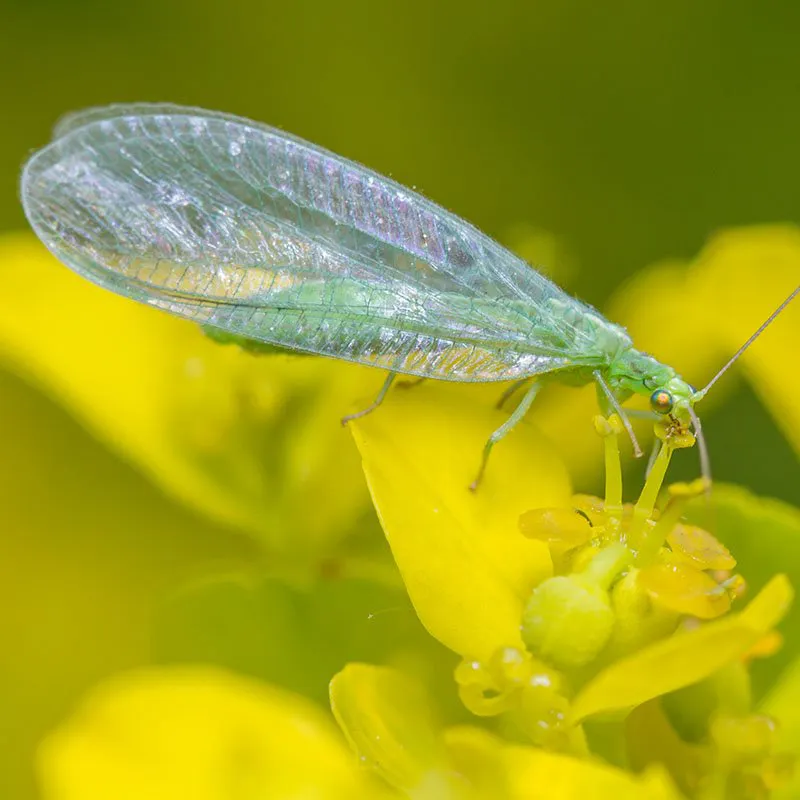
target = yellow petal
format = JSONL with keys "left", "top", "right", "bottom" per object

{"left": 442, "top": 726, "right": 684, "bottom": 800}
{"left": 571, "top": 574, "right": 793, "bottom": 722}
{"left": 351, "top": 380, "right": 570, "bottom": 660}
{"left": 330, "top": 663, "right": 446, "bottom": 794}
{"left": 38, "top": 667, "right": 387, "bottom": 800}
{"left": 503, "top": 744, "right": 684, "bottom": 799}
{"left": 690, "top": 226, "right": 800, "bottom": 455}
{"left": 441, "top": 726, "right": 512, "bottom": 799}
{"left": 0, "top": 233, "right": 374, "bottom": 553}
{"left": 626, "top": 701, "right": 704, "bottom": 794}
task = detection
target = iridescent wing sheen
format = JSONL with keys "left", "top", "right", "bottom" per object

{"left": 21, "top": 104, "right": 631, "bottom": 381}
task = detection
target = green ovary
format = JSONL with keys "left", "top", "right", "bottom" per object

{"left": 521, "top": 575, "right": 615, "bottom": 669}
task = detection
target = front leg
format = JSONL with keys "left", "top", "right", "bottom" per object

{"left": 593, "top": 371, "right": 642, "bottom": 458}
{"left": 470, "top": 380, "right": 542, "bottom": 491}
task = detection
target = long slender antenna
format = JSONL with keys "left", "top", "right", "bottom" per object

{"left": 697, "top": 285, "right": 799, "bottom": 399}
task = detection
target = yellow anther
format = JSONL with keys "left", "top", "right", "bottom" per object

{"left": 667, "top": 524, "right": 736, "bottom": 570}
{"left": 593, "top": 414, "right": 624, "bottom": 437}
{"left": 654, "top": 420, "right": 695, "bottom": 450}
{"left": 572, "top": 494, "right": 606, "bottom": 522}
{"left": 639, "top": 563, "right": 731, "bottom": 619}
{"left": 519, "top": 508, "right": 593, "bottom": 551}
{"left": 667, "top": 478, "right": 711, "bottom": 499}
{"left": 720, "top": 573, "right": 748, "bottom": 601}
{"left": 743, "top": 630, "right": 783, "bottom": 662}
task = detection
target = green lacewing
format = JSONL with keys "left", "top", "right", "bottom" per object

{"left": 20, "top": 104, "right": 798, "bottom": 486}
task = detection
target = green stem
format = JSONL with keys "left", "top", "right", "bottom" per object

{"left": 604, "top": 424, "right": 623, "bottom": 515}
{"left": 635, "top": 492, "right": 691, "bottom": 565}
{"left": 627, "top": 444, "right": 673, "bottom": 555}
{"left": 596, "top": 415, "right": 623, "bottom": 531}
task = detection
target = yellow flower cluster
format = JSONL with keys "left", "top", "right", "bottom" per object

{"left": 0, "top": 227, "right": 797, "bottom": 799}
{"left": 348, "top": 390, "right": 794, "bottom": 797}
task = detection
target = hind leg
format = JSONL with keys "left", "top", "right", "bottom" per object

{"left": 396, "top": 376, "right": 426, "bottom": 390}
{"left": 495, "top": 377, "right": 531, "bottom": 410}
{"left": 341, "top": 373, "right": 396, "bottom": 425}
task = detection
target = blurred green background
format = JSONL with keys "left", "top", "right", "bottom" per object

{"left": 0, "top": 1, "right": 798, "bottom": 798}
{"left": 2, "top": 0, "right": 798, "bottom": 496}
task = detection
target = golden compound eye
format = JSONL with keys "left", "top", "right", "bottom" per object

{"left": 650, "top": 389, "right": 674, "bottom": 414}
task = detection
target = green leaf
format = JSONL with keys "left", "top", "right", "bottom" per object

{"left": 0, "top": 364, "right": 257, "bottom": 800}
{"left": 152, "top": 573, "right": 460, "bottom": 710}
{"left": 687, "top": 484, "right": 800, "bottom": 697}
{"left": 760, "top": 657, "right": 800, "bottom": 799}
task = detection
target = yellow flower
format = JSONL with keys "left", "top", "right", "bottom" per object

{"left": 350, "top": 378, "right": 570, "bottom": 661}
{"left": 531, "top": 225, "right": 800, "bottom": 484}
{"left": 349, "top": 389, "right": 795, "bottom": 792}
{"left": 0, "top": 223, "right": 797, "bottom": 798}
{"left": 330, "top": 662, "right": 683, "bottom": 799}
{"left": 685, "top": 227, "right": 800, "bottom": 454}
{"left": 37, "top": 667, "right": 391, "bottom": 800}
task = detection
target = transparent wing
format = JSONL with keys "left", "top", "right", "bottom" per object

{"left": 21, "top": 104, "right": 630, "bottom": 381}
